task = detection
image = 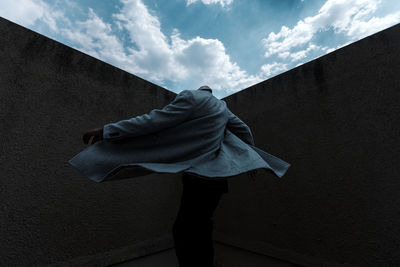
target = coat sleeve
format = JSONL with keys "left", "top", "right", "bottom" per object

{"left": 103, "top": 90, "right": 195, "bottom": 141}
{"left": 226, "top": 108, "right": 255, "bottom": 146}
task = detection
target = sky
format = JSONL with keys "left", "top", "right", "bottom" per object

{"left": 1, "top": 0, "right": 399, "bottom": 99}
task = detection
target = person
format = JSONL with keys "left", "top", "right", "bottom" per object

{"left": 71, "top": 85, "right": 290, "bottom": 267}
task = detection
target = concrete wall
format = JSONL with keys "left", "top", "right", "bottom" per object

{"left": 215, "top": 23, "right": 400, "bottom": 266}
{"left": 0, "top": 17, "right": 182, "bottom": 266}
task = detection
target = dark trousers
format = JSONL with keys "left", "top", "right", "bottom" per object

{"left": 172, "top": 172, "right": 228, "bottom": 267}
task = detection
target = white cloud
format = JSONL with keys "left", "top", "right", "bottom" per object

{"left": 324, "top": 47, "right": 336, "bottom": 53}
{"left": 61, "top": 0, "right": 257, "bottom": 93}
{"left": 0, "top": 0, "right": 66, "bottom": 32}
{"left": 290, "top": 43, "right": 322, "bottom": 61}
{"left": 111, "top": 0, "right": 180, "bottom": 82}
{"left": 61, "top": 8, "right": 130, "bottom": 71}
{"left": 347, "top": 11, "right": 400, "bottom": 39}
{"left": 262, "top": 0, "right": 400, "bottom": 59}
{"left": 278, "top": 43, "right": 322, "bottom": 62}
{"left": 260, "top": 62, "right": 288, "bottom": 78}
{"left": 186, "top": 0, "right": 233, "bottom": 7}
{"left": 171, "top": 31, "right": 261, "bottom": 92}
{"left": 277, "top": 51, "right": 290, "bottom": 59}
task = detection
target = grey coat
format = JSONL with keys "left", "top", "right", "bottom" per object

{"left": 68, "top": 86, "right": 291, "bottom": 182}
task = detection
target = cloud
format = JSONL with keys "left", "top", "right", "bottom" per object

{"left": 278, "top": 43, "right": 322, "bottom": 62}
{"left": 0, "top": 0, "right": 66, "bottom": 32}
{"left": 61, "top": 0, "right": 257, "bottom": 93}
{"left": 262, "top": 0, "right": 400, "bottom": 59}
{"left": 186, "top": 0, "right": 233, "bottom": 7}
{"left": 61, "top": 8, "right": 130, "bottom": 71}
{"left": 170, "top": 30, "right": 261, "bottom": 92}
{"left": 260, "top": 62, "right": 288, "bottom": 78}
{"left": 347, "top": 10, "right": 400, "bottom": 39}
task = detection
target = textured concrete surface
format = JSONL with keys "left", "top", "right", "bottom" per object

{"left": 215, "top": 23, "right": 400, "bottom": 267}
{"left": 112, "top": 243, "right": 301, "bottom": 267}
{"left": 213, "top": 242, "right": 302, "bottom": 267}
{"left": 111, "top": 248, "right": 178, "bottom": 267}
{"left": 0, "top": 16, "right": 181, "bottom": 266}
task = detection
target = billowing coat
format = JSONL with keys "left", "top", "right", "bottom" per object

{"left": 68, "top": 87, "right": 291, "bottom": 183}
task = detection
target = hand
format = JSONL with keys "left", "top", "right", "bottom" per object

{"left": 82, "top": 127, "right": 104, "bottom": 145}
{"left": 247, "top": 169, "right": 258, "bottom": 181}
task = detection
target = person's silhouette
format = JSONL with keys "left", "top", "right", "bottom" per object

{"left": 74, "top": 85, "right": 289, "bottom": 267}
{"left": 172, "top": 171, "right": 228, "bottom": 267}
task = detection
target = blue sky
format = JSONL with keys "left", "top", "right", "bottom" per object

{"left": 1, "top": 0, "right": 399, "bottom": 99}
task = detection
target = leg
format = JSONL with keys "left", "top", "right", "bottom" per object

{"left": 173, "top": 173, "right": 228, "bottom": 267}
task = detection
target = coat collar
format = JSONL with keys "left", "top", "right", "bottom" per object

{"left": 197, "top": 85, "right": 212, "bottom": 93}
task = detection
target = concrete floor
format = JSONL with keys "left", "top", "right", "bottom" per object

{"left": 111, "top": 242, "right": 302, "bottom": 267}
{"left": 111, "top": 248, "right": 179, "bottom": 267}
